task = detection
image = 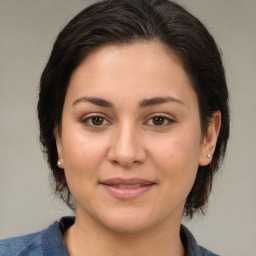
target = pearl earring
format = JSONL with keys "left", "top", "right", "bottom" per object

{"left": 207, "top": 154, "right": 211, "bottom": 158}
{"left": 57, "top": 160, "right": 62, "bottom": 166}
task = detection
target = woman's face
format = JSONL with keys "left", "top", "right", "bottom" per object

{"left": 56, "top": 42, "right": 214, "bottom": 233}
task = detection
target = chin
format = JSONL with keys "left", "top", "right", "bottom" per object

{"left": 97, "top": 208, "right": 155, "bottom": 234}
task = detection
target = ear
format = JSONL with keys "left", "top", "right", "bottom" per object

{"left": 199, "top": 111, "right": 221, "bottom": 166}
{"left": 54, "top": 127, "right": 64, "bottom": 169}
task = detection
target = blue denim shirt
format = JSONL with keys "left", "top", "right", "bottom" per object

{"left": 0, "top": 216, "right": 220, "bottom": 256}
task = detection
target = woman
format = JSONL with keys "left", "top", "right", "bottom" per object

{"left": 0, "top": 0, "right": 229, "bottom": 255}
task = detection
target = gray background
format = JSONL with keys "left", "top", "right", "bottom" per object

{"left": 0, "top": 0, "right": 255, "bottom": 255}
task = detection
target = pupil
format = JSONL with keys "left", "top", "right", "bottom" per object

{"left": 92, "top": 117, "right": 103, "bottom": 125}
{"left": 153, "top": 117, "right": 164, "bottom": 125}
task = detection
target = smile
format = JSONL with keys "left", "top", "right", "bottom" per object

{"left": 100, "top": 178, "right": 156, "bottom": 200}
{"left": 110, "top": 184, "right": 148, "bottom": 188}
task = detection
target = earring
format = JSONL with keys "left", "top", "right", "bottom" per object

{"left": 207, "top": 154, "right": 211, "bottom": 159}
{"left": 57, "top": 160, "right": 62, "bottom": 167}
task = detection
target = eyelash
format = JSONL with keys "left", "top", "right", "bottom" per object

{"left": 81, "top": 114, "right": 174, "bottom": 128}
{"left": 144, "top": 114, "right": 174, "bottom": 127}
{"left": 82, "top": 114, "right": 111, "bottom": 127}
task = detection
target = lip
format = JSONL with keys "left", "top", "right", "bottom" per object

{"left": 100, "top": 177, "right": 156, "bottom": 200}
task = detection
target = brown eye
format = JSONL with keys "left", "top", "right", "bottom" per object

{"left": 152, "top": 116, "right": 165, "bottom": 125}
{"left": 82, "top": 115, "right": 110, "bottom": 127}
{"left": 145, "top": 115, "right": 174, "bottom": 127}
{"left": 91, "top": 116, "right": 104, "bottom": 126}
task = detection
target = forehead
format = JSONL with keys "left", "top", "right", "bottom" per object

{"left": 66, "top": 42, "right": 197, "bottom": 107}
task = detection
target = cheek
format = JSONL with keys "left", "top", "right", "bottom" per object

{"left": 61, "top": 128, "right": 108, "bottom": 179}
{"left": 60, "top": 131, "right": 110, "bottom": 206}
{"left": 149, "top": 129, "right": 201, "bottom": 191}
{"left": 152, "top": 129, "right": 201, "bottom": 164}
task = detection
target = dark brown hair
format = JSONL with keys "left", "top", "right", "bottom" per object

{"left": 38, "top": 0, "right": 229, "bottom": 219}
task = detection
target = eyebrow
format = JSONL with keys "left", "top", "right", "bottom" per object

{"left": 139, "top": 97, "right": 185, "bottom": 108}
{"left": 72, "top": 97, "right": 113, "bottom": 107}
{"left": 72, "top": 96, "right": 184, "bottom": 108}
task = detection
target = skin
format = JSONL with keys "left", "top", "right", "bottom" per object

{"left": 56, "top": 41, "right": 221, "bottom": 256}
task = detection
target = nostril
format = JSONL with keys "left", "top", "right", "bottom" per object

{"left": 111, "top": 160, "right": 120, "bottom": 166}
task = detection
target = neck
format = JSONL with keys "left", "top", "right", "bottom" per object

{"left": 63, "top": 213, "right": 185, "bottom": 256}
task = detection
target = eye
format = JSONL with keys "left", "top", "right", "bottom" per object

{"left": 145, "top": 115, "right": 174, "bottom": 127}
{"left": 82, "top": 115, "right": 110, "bottom": 127}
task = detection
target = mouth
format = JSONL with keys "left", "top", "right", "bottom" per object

{"left": 107, "top": 184, "right": 149, "bottom": 188}
{"left": 99, "top": 178, "right": 156, "bottom": 200}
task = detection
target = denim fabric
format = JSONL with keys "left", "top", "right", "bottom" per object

{"left": 0, "top": 217, "right": 70, "bottom": 256}
{"left": 180, "top": 225, "right": 220, "bottom": 256}
{"left": 0, "top": 216, "right": 220, "bottom": 256}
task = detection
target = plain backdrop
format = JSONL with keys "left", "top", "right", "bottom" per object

{"left": 0, "top": 0, "right": 255, "bottom": 255}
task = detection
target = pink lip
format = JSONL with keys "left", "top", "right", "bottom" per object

{"left": 100, "top": 177, "right": 155, "bottom": 200}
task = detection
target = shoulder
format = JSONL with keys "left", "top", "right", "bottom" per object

{"left": 180, "top": 224, "right": 221, "bottom": 256}
{"left": 0, "top": 230, "right": 44, "bottom": 256}
{"left": 0, "top": 217, "right": 73, "bottom": 256}
{"left": 198, "top": 245, "right": 221, "bottom": 256}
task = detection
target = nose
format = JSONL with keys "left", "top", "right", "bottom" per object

{"left": 107, "top": 123, "right": 146, "bottom": 168}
